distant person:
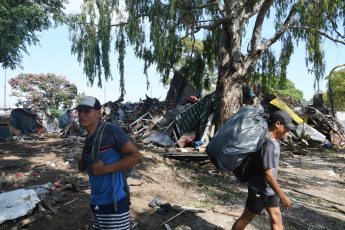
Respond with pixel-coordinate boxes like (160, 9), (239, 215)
(232, 111), (296, 230)
(77, 96), (143, 230)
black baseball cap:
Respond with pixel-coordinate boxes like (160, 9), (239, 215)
(268, 110), (296, 131)
(75, 96), (101, 110)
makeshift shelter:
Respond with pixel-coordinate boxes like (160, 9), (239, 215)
(9, 109), (42, 134)
(165, 73), (201, 103)
(163, 92), (215, 142)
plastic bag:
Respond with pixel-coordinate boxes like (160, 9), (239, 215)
(206, 105), (268, 171)
(296, 123), (326, 142)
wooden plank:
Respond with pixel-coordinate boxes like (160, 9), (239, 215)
(293, 188), (345, 206)
(211, 205), (242, 217)
(162, 152), (207, 157)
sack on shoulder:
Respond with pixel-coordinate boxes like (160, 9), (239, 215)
(206, 105), (268, 171)
(232, 152), (259, 182)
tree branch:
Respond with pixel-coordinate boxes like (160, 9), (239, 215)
(176, 20), (223, 45)
(260, 4), (297, 50)
(250, 0), (274, 51)
(193, 20), (224, 30)
(309, 0), (345, 40)
(289, 26), (345, 45)
(243, 0), (265, 23)
(216, 0), (228, 19)
(243, 2), (298, 75)
(175, 1), (218, 10)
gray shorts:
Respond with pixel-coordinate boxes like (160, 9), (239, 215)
(245, 187), (279, 215)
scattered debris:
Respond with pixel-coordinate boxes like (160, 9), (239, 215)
(1, 79), (345, 229)
(0, 184), (50, 224)
(161, 209), (187, 225)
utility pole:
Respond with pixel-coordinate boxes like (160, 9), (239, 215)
(328, 64), (345, 117)
(4, 69), (6, 109)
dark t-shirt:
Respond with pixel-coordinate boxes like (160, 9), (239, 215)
(248, 139), (280, 196)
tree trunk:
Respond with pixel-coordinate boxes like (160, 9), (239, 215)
(214, 25), (244, 130)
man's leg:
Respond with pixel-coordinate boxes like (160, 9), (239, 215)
(264, 206), (283, 230)
(231, 207), (256, 230)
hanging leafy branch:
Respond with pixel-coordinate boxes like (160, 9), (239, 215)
(0, 0), (67, 69)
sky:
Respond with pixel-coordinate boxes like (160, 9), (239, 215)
(0, 2), (344, 108)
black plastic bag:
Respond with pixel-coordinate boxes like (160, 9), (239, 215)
(206, 105), (268, 171)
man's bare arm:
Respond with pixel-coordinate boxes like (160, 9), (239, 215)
(89, 140), (143, 176)
(265, 168), (292, 210)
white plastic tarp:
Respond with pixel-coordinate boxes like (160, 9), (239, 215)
(0, 182), (51, 224)
(141, 130), (175, 147)
(0, 189), (40, 224)
(296, 123), (326, 142)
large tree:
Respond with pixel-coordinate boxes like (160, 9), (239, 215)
(0, 0), (67, 69)
(68, 0), (345, 129)
(9, 73), (84, 109)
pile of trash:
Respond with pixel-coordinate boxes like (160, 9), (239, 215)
(97, 93), (345, 155)
(276, 96), (345, 149)
(0, 106), (82, 141)
(1, 74), (344, 151)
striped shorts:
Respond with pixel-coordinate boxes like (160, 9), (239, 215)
(90, 197), (130, 230)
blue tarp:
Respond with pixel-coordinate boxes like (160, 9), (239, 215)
(0, 127), (11, 139)
(9, 109), (40, 134)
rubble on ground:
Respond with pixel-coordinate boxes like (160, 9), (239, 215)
(0, 78), (345, 228)
(0, 77), (344, 153)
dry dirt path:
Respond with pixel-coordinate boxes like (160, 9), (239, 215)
(0, 139), (344, 229)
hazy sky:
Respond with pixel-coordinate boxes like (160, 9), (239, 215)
(0, 2), (344, 108)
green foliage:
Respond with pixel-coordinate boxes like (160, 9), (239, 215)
(246, 72), (304, 102)
(48, 108), (64, 118)
(324, 68), (345, 110)
(276, 80), (304, 102)
(67, 0), (345, 116)
(177, 38), (217, 92)
(0, 0), (67, 69)
(9, 73), (85, 109)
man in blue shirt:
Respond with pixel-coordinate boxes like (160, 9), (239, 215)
(77, 96), (143, 230)
(232, 110), (296, 230)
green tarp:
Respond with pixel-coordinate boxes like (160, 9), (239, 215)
(174, 92), (215, 139)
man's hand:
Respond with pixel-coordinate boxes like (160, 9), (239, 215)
(89, 160), (109, 176)
(280, 195), (293, 210)
(78, 159), (87, 172)
(265, 168), (293, 210)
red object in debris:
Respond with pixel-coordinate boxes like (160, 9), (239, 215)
(183, 96), (199, 104)
(32, 173), (37, 177)
(37, 126), (44, 134)
(177, 131), (196, 148)
(15, 173), (27, 178)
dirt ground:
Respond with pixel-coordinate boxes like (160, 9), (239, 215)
(0, 138), (344, 230)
